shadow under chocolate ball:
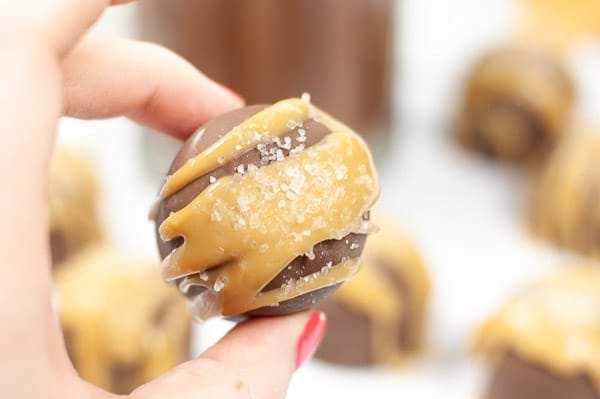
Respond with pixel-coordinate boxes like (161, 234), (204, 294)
(154, 105), (368, 317)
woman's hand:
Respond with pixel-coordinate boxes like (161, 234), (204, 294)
(0, 2), (326, 398)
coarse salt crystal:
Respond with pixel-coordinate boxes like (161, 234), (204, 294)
(213, 276), (227, 292)
(304, 247), (315, 260)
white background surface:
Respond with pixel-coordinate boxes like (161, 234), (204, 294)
(56, 1), (600, 398)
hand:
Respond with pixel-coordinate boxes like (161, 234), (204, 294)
(0, 2), (326, 398)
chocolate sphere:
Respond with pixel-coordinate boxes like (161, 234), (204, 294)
(531, 133), (600, 257)
(316, 218), (429, 366)
(154, 96), (380, 319)
(49, 148), (101, 266)
(475, 264), (600, 399)
(456, 46), (574, 161)
(56, 245), (190, 394)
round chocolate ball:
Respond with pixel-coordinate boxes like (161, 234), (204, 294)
(49, 148), (101, 266)
(475, 264), (600, 399)
(154, 97), (380, 319)
(315, 217), (429, 366)
(456, 46), (574, 161)
(56, 245), (190, 394)
(531, 132), (600, 257)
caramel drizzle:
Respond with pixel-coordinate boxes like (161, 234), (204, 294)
(475, 264), (600, 391)
(532, 133), (600, 256)
(519, 0), (600, 52)
(159, 97), (380, 316)
(160, 97), (312, 199)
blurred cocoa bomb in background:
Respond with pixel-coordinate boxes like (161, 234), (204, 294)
(456, 46), (574, 161)
(316, 219), (429, 366)
(138, 0), (395, 177)
(56, 245), (190, 395)
(474, 265), (600, 399)
(49, 148), (101, 266)
(153, 97), (380, 319)
(531, 133), (600, 257)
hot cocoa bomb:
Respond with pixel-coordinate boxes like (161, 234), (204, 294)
(49, 148), (101, 266)
(475, 264), (600, 399)
(154, 96), (380, 319)
(456, 46), (574, 161)
(315, 218), (430, 366)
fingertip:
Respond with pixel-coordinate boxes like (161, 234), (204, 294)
(295, 311), (327, 369)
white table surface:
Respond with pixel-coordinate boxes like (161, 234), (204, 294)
(56, 1), (600, 398)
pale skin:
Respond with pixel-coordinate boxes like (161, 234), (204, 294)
(0, 1), (320, 398)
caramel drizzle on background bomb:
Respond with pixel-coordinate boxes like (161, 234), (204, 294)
(475, 265), (600, 392)
(332, 218), (429, 366)
(158, 96), (380, 317)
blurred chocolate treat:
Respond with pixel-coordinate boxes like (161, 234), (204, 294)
(474, 265), (600, 399)
(531, 133), (600, 257)
(153, 96), (380, 320)
(456, 47), (574, 161)
(49, 148), (101, 266)
(55, 245), (190, 394)
(315, 218), (429, 366)
(139, 0), (395, 156)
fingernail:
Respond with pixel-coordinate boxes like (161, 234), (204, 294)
(213, 80), (246, 105)
(295, 311), (327, 369)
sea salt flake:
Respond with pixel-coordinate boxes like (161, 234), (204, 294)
(355, 175), (373, 185)
(304, 247), (315, 260)
(209, 176), (216, 183)
(237, 195), (252, 212)
(286, 119), (303, 130)
(211, 210), (222, 222)
(213, 276), (227, 292)
(199, 272), (209, 281)
(282, 136), (292, 149)
(289, 144), (305, 156)
(335, 165), (347, 180)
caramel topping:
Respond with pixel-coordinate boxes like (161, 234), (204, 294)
(520, 0), (600, 51)
(160, 96), (311, 199)
(331, 216), (430, 365)
(475, 264), (600, 390)
(158, 97), (380, 317)
(531, 133), (600, 257)
(55, 245), (189, 392)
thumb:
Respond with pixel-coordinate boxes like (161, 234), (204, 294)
(130, 311), (327, 399)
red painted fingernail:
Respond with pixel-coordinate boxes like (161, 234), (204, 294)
(213, 80), (246, 105)
(295, 311), (327, 369)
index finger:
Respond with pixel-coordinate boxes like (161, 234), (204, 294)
(62, 35), (245, 138)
